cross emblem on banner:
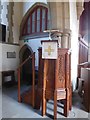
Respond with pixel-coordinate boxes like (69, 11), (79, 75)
(45, 45), (54, 55)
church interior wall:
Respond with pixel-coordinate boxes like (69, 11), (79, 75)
(0, 1), (88, 92)
(1, 44), (19, 71)
(20, 1), (48, 69)
(0, 43), (19, 87)
(56, 3), (64, 30)
(22, 0), (47, 17)
(69, 2), (79, 91)
(1, 2), (9, 43)
(20, 37), (49, 69)
(22, 2), (35, 16)
(1, 43), (19, 82)
(20, 1), (81, 91)
(0, 2), (22, 87)
(1, 2), (22, 43)
(88, 42), (90, 62)
(47, 2), (80, 91)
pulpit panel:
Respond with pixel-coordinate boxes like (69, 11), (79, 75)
(36, 47), (72, 111)
(55, 49), (70, 89)
(38, 48), (70, 90)
(38, 48), (43, 88)
(45, 60), (55, 91)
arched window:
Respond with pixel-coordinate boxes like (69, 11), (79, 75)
(20, 3), (50, 39)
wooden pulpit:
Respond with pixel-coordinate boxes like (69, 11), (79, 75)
(36, 40), (72, 119)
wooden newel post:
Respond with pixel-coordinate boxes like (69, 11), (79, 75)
(32, 52), (35, 108)
(18, 68), (21, 102)
(42, 59), (47, 116)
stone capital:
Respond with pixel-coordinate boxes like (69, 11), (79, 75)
(63, 29), (71, 36)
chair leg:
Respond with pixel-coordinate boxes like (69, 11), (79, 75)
(54, 90), (57, 120)
(64, 99), (69, 117)
(69, 87), (72, 110)
(34, 89), (40, 109)
(42, 90), (46, 116)
(64, 88), (69, 117)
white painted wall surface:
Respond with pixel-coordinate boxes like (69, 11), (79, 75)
(2, 44), (19, 71)
(69, 1), (79, 91)
(20, 37), (49, 68)
(0, 43), (20, 86)
(1, 2), (9, 43)
(22, 0), (47, 16)
(1, 2), (8, 25)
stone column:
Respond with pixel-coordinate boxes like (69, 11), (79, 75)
(7, 2), (14, 43)
(61, 29), (71, 48)
(51, 31), (62, 48)
(47, 2), (70, 31)
(47, 2), (71, 48)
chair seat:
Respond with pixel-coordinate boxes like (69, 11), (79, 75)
(57, 90), (66, 100)
(45, 89), (66, 100)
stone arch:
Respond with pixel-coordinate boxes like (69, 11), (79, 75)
(19, 44), (33, 62)
(20, 2), (48, 38)
(19, 44), (33, 84)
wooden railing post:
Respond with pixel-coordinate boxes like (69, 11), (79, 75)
(18, 68), (21, 102)
(17, 55), (32, 103)
(32, 52), (35, 108)
(17, 53), (35, 108)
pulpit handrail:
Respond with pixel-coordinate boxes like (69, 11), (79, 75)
(17, 54), (33, 70)
(17, 52), (35, 108)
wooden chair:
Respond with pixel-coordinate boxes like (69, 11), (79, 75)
(41, 48), (71, 119)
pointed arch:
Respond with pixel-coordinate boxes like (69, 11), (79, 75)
(19, 44), (33, 62)
(20, 2), (49, 39)
(19, 44), (33, 84)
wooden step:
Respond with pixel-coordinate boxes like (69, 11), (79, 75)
(20, 86), (42, 110)
(21, 88), (33, 105)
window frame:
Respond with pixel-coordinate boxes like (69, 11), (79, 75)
(20, 5), (49, 39)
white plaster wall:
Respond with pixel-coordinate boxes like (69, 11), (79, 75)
(0, 43), (20, 86)
(22, 2), (35, 16)
(1, 2), (9, 42)
(0, 2), (21, 87)
(22, 0), (47, 16)
(1, 2), (8, 25)
(69, 1), (79, 91)
(2, 44), (19, 71)
(20, 37), (49, 68)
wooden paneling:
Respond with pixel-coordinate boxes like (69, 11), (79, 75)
(78, 39), (88, 78)
(37, 48), (72, 119)
(80, 67), (90, 112)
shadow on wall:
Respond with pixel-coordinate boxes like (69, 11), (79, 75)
(19, 44), (34, 85)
